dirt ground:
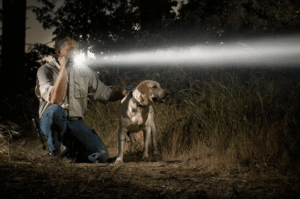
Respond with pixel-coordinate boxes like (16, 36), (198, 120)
(1, 144), (300, 199)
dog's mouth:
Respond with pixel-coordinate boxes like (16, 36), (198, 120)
(151, 92), (169, 103)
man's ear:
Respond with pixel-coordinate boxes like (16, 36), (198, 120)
(55, 48), (61, 56)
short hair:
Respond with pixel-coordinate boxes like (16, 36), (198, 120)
(54, 33), (80, 50)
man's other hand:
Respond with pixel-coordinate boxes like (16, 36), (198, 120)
(123, 85), (135, 95)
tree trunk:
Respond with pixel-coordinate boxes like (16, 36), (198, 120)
(1, 0), (26, 97)
(0, 0), (26, 121)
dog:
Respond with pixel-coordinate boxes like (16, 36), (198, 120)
(115, 80), (168, 163)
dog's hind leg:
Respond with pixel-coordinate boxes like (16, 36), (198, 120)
(151, 124), (159, 155)
(142, 128), (151, 159)
(127, 132), (136, 153)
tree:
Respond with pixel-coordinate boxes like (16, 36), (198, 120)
(242, 0), (299, 32)
(33, 0), (139, 54)
(0, 0), (26, 97)
(32, 0), (177, 54)
(177, 0), (227, 29)
(177, 0), (300, 33)
(0, 0), (30, 124)
(139, 0), (177, 31)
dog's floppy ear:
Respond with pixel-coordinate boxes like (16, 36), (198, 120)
(137, 81), (150, 97)
(133, 81), (150, 106)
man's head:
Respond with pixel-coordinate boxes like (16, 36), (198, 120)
(54, 34), (80, 59)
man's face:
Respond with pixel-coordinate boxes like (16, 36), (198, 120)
(57, 39), (79, 59)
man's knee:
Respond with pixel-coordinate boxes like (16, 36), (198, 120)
(43, 104), (66, 121)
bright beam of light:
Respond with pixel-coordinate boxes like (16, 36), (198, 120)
(74, 52), (86, 65)
(88, 50), (96, 59)
(95, 35), (300, 68)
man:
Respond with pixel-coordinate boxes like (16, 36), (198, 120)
(35, 34), (126, 163)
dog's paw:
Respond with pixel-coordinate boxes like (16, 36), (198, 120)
(115, 157), (123, 164)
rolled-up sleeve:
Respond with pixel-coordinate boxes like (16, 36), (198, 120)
(37, 66), (54, 102)
(87, 68), (112, 103)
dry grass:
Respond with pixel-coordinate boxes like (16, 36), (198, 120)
(82, 66), (300, 174)
(1, 66), (300, 198)
(1, 66), (299, 171)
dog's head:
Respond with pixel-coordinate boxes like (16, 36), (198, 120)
(132, 80), (168, 106)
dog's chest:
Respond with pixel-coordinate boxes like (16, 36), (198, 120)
(127, 102), (150, 124)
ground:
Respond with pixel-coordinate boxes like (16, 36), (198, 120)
(1, 143), (300, 199)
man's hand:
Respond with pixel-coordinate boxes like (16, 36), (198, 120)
(58, 56), (68, 69)
(49, 56), (68, 105)
(123, 85), (135, 95)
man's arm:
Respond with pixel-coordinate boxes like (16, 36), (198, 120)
(108, 90), (125, 102)
(87, 67), (134, 103)
(49, 57), (68, 105)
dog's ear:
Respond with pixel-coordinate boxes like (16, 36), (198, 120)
(136, 81), (150, 97)
(133, 81), (150, 105)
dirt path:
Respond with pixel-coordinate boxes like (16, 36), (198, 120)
(1, 159), (299, 199)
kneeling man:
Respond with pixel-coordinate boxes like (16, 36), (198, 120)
(35, 33), (125, 163)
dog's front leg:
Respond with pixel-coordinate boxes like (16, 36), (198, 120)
(127, 132), (136, 153)
(142, 127), (151, 159)
(115, 127), (127, 163)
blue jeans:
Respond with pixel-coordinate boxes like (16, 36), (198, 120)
(39, 104), (109, 163)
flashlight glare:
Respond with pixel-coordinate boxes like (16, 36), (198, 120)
(74, 53), (85, 65)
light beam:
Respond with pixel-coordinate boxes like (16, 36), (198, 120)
(92, 35), (300, 68)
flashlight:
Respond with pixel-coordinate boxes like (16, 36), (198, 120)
(68, 58), (74, 65)
(67, 54), (85, 65)
(74, 53), (86, 65)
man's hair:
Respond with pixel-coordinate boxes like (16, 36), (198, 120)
(54, 33), (80, 50)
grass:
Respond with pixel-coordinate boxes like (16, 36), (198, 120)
(82, 65), (300, 174)
(0, 65), (300, 198)
(1, 65), (300, 173)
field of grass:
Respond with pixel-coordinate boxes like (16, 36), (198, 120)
(1, 65), (300, 198)
(82, 65), (300, 172)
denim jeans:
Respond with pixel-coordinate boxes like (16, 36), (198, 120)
(39, 104), (109, 163)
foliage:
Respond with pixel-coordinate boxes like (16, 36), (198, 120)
(242, 0), (300, 32)
(177, 0), (227, 29)
(24, 43), (55, 90)
(28, 0), (300, 69)
(33, 0), (177, 54)
(177, 0), (300, 33)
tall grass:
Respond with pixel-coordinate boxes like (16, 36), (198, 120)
(1, 65), (299, 173)
(84, 66), (300, 171)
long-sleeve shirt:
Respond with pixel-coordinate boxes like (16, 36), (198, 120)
(35, 59), (112, 118)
